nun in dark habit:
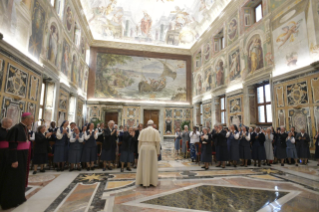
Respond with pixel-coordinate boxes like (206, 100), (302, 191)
(54, 120), (70, 171)
(69, 126), (84, 171)
(215, 124), (228, 168)
(226, 124), (240, 167)
(120, 127), (136, 172)
(239, 126), (251, 167)
(82, 123), (98, 171)
(200, 128), (212, 170)
(251, 127), (266, 167)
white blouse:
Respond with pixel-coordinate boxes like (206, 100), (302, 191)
(226, 131), (240, 140)
(70, 133), (84, 143)
(84, 130), (98, 140)
(56, 127), (70, 139)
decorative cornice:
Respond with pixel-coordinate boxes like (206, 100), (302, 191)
(91, 40), (192, 55)
(0, 40), (43, 76)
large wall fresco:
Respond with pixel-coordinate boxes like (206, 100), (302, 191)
(80, 0), (230, 48)
(271, 0), (310, 73)
(94, 53), (187, 102)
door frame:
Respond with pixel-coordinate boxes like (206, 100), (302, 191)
(143, 109), (160, 128)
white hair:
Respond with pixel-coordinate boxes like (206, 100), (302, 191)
(184, 125), (188, 128)
(108, 120), (114, 126)
(147, 119), (154, 126)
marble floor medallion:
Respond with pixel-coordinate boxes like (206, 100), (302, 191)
(123, 183), (300, 212)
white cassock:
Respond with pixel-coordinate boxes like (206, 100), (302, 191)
(136, 126), (161, 187)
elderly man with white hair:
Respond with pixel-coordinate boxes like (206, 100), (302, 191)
(136, 120), (161, 187)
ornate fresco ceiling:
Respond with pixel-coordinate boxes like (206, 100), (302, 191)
(80, 0), (230, 49)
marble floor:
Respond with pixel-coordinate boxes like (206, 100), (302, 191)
(1, 139), (319, 212)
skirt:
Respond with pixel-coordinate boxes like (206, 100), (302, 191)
(201, 145), (212, 162)
(252, 143), (266, 160)
(68, 149), (82, 164)
(215, 145), (228, 161)
(182, 140), (187, 154)
(315, 144), (319, 159)
(53, 145), (65, 163)
(276, 145), (287, 159)
(120, 150), (134, 163)
(286, 147), (298, 159)
(81, 146), (97, 162)
(174, 138), (180, 151)
(298, 145), (310, 158)
(101, 149), (116, 161)
(33, 153), (48, 164)
(229, 141), (240, 161)
(239, 145), (251, 159)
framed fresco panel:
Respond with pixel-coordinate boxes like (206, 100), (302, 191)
(5, 63), (28, 98)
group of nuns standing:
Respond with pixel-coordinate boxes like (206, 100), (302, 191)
(52, 120), (98, 171)
(186, 124), (314, 169)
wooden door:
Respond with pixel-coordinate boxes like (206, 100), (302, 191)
(105, 112), (118, 125)
(143, 110), (159, 128)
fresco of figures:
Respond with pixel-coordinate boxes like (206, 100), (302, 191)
(228, 48), (241, 81)
(80, 0), (224, 47)
(47, 24), (59, 66)
(247, 34), (264, 74)
(271, 1), (310, 71)
(28, 0), (46, 59)
(94, 53), (187, 102)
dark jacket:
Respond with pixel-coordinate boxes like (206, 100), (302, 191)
(103, 128), (117, 151)
(256, 133), (266, 146)
(121, 132), (135, 152)
(216, 130), (227, 147)
(34, 132), (49, 154)
(274, 132), (288, 148)
(296, 133), (310, 147)
(200, 134), (212, 155)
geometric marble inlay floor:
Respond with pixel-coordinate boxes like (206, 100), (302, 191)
(2, 139), (319, 212)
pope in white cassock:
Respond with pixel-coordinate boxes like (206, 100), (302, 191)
(136, 120), (161, 187)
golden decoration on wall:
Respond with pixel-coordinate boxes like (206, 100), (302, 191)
(311, 78), (319, 104)
(276, 86), (284, 107)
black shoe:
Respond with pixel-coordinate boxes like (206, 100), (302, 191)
(121, 168), (124, 172)
(281, 164), (284, 166)
(127, 168), (132, 171)
(77, 168), (82, 171)
(33, 171), (37, 175)
(216, 165), (221, 167)
(254, 164), (256, 167)
(205, 167), (209, 170)
(222, 166), (225, 168)
(40, 169), (45, 173)
(226, 164), (231, 166)
(267, 164), (271, 166)
(87, 168), (90, 171)
(192, 159), (194, 162)
(91, 167), (95, 171)
(245, 165), (247, 167)
(57, 168), (61, 172)
(69, 169), (73, 172)
(258, 165), (261, 167)
(296, 164), (298, 166)
(108, 166), (112, 170)
(234, 165), (237, 168)
(201, 166), (206, 168)
(61, 168), (64, 172)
